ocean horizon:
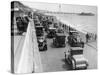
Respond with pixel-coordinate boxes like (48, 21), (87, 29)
(45, 13), (97, 34)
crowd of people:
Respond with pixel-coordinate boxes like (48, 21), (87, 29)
(86, 32), (97, 43)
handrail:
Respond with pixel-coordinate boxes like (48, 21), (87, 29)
(16, 19), (42, 73)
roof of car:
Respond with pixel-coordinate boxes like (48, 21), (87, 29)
(70, 47), (83, 51)
(35, 26), (43, 28)
(69, 31), (78, 33)
(56, 33), (66, 36)
(72, 55), (86, 62)
(49, 27), (56, 30)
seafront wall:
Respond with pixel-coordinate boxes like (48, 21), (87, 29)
(15, 19), (42, 73)
(56, 17), (97, 43)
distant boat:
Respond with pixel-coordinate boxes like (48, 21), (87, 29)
(78, 12), (95, 16)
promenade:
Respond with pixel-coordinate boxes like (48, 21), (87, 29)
(12, 20), (42, 73)
(12, 14), (97, 73)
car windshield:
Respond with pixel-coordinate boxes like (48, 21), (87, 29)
(36, 24), (40, 26)
(71, 49), (83, 55)
(56, 35), (66, 42)
(40, 37), (44, 39)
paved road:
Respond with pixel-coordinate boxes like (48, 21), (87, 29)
(40, 37), (97, 72)
(40, 38), (71, 72)
(84, 42), (97, 69)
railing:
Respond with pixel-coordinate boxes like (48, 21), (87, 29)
(15, 19), (42, 73)
(58, 19), (97, 43)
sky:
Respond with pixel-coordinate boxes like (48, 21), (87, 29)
(21, 1), (97, 14)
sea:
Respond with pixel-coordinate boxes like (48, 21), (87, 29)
(45, 13), (97, 34)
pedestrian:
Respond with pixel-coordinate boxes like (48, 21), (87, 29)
(64, 51), (69, 60)
(94, 34), (97, 41)
(86, 33), (89, 43)
(64, 52), (67, 60)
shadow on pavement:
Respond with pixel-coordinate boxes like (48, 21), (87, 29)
(50, 43), (55, 48)
(61, 59), (72, 70)
(50, 42), (66, 49)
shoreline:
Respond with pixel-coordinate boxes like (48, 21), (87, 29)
(45, 13), (97, 35)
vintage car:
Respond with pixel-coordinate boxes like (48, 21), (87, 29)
(68, 31), (84, 48)
(47, 27), (56, 38)
(37, 36), (47, 51)
(22, 16), (29, 32)
(35, 26), (44, 37)
(16, 16), (29, 34)
(56, 28), (64, 33)
(34, 21), (42, 27)
(53, 33), (66, 47)
(41, 19), (48, 32)
(65, 47), (88, 70)
(34, 19), (41, 26)
(46, 16), (54, 24)
(33, 15), (39, 20)
(16, 17), (23, 33)
(54, 23), (59, 28)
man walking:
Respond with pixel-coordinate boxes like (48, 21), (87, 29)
(86, 33), (89, 43)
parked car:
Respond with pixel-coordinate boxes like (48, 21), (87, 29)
(22, 16), (29, 32)
(34, 18), (41, 25)
(37, 36), (47, 51)
(16, 16), (29, 34)
(34, 21), (42, 27)
(16, 17), (24, 34)
(35, 26), (44, 37)
(53, 33), (66, 47)
(68, 31), (84, 48)
(56, 28), (64, 33)
(47, 27), (56, 38)
(33, 15), (38, 20)
(65, 47), (88, 70)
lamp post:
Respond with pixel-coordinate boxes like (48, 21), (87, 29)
(59, 4), (61, 13)
(58, 4), (61, 28)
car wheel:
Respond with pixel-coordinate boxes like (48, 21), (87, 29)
(71, 59), (76, 70)
(44, 45), (47, 50)
(63, 44), (66, 47)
